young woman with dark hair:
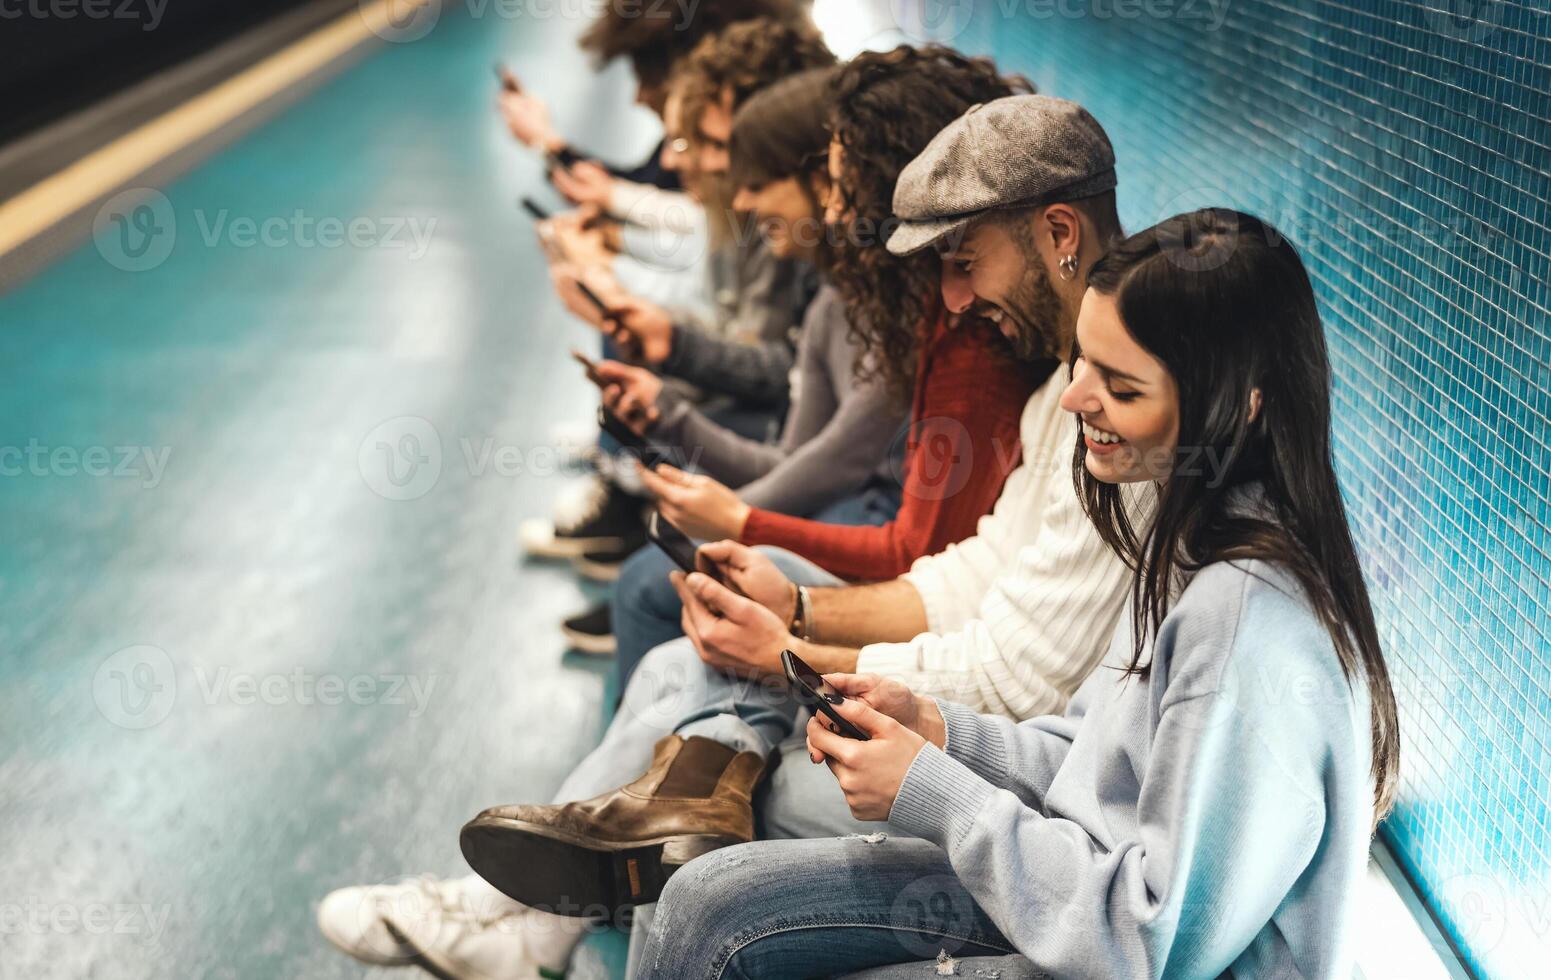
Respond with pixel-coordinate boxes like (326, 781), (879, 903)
(596, 46), (1045, 675)
(636, 209), (1402, 979)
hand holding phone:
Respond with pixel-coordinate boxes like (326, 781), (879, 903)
(597, 406), (668, 468)
(575, 280), (613, 319)
(570, 349), (607, 387)
(520, 196), (551, 222)
(647, 511), (700, 574)
(783, 650), (870, 741)
(494, 64), (521, 92)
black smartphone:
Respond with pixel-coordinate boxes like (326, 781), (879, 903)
(574, 280), (612, 319)
(570, 349), (607, 387)
(546, 145), (586, 171)
(646, 511), (699, 574)
(494, 64), (520, 92)
(520, 196), (551, 222)
(597, 406), (668, 468)
(647, 510), (739, 591)
(782, 650), (870, 741)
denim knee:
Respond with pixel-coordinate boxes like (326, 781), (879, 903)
(616, 638), (717, 732)
(614, 546), (686, 684)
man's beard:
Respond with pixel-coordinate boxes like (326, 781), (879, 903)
(975, 258), (1069, 362)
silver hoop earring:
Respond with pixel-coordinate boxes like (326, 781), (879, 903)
(1058, 254), (1079, 281)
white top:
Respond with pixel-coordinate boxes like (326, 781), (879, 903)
(857, 367), (1147, 719)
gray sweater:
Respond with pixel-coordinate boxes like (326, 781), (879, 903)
(891, 556), (1376, 979)
(651, 285), (905, 515)
(659, 238), (817, 406)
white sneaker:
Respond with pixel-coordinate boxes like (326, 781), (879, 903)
(518, 477), (613, 559)
(317, 878), (432, 966)
(380, 874), (586, 980)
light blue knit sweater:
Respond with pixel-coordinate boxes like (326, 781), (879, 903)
(890, 557), (1376, 978)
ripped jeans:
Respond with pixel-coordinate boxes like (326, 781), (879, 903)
(635, 836), (1017, 980)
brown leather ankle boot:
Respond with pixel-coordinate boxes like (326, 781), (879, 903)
(459, 735), (765, 920)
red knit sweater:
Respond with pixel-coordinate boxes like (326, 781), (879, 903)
(739, 312), (1037, 581)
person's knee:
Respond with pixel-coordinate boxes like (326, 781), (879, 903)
(617, 638), (716, 727)
(648, 850), (751, 970)
(617, 547), (671, 615)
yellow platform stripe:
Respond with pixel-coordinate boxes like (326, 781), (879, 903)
(0, 0), (432, 257)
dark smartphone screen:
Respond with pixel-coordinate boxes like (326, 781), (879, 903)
(521, 197), (550, 221)
(781, 650), (869, 740)
(574, 280), (611, 317)
(547, 146), (586, 171)
(570, 349), (606, 387)
(647, 511), (699, 574)
(597, 407), (668, 468)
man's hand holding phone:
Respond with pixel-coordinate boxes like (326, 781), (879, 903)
(804, 673), (945, 823)
(693, 541), (799, 623)
(671, 569), (792, 680)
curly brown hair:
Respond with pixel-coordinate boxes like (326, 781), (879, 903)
(578, 0), (812, 91)
(828, 46), (1033, 404)
(672, 17), (835, 144)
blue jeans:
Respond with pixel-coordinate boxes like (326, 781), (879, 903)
(636, 836), (1018, 979)
(612, 486), (900, 686)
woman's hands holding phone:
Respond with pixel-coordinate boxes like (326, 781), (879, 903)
(549, 265), (621, 330)
(810, 675), (946, 751)
(551, 161), (615, 208)
(637, 463), (750, 541)
(499, 90), (562, 151)
(545, 210), (613, 267)
(597, 298), (673, 364)
(591, 361), (662, 433)
(672, 569), (792, 679)
(804, 679), (941, 822)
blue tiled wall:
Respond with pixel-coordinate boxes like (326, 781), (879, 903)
(898, 0), (1549, 973)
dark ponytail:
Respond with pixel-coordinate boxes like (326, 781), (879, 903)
(1080, 209), (1401, 818)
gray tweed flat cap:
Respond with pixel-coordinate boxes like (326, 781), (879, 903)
(887, 94), (1117, 255)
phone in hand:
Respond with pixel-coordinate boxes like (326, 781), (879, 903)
(546, 145), (587, 175)
(647, 510), (740, 592)
(494, 64), (521, 92)
(782, 650), (870, 741)
(570, 349), (607, 387)
(520, 196), (551, 221)
(597, 406), (668, 469)
(573, 280), (614, 321)
(646, 511), (699, 574)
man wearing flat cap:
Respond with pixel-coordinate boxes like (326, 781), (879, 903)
(452, 94), (1150, 916)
